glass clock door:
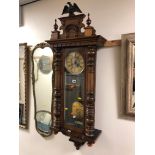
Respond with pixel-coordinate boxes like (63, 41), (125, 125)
(64, 51), (85, 129)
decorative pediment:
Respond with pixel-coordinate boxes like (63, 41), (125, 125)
(50, 2), (104, 41)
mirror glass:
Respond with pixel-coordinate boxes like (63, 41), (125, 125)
(32, 43), (53, 136)
(19, 43), (30, 129)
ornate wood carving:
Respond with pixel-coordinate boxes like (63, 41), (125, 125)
(84, 13), (96, 37)
(50, 19), (60, 40)
(24, 45), (30, 129)
(59, 14), (85, 39)
(46, 2), (106, 149)
(85, 47), (96, 137)
(52, 48), (62, 134)
(19, 43), (30, 129)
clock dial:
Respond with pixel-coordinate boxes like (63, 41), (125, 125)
(65, 52), (84, 75)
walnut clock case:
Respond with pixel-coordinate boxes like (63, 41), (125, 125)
(46, 2), (106, 150)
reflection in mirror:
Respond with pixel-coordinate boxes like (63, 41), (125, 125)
(19, 43), (30, 129)
(32, 43), (53, 136)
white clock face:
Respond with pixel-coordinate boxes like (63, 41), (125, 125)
(65, 52), (85, 75)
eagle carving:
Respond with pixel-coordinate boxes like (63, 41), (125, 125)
(62, 2), (82, 16)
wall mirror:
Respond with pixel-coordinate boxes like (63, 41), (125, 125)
(121, 33), (135, 117)
(19, 43), (30, 129)
(32, 42), (53, 136)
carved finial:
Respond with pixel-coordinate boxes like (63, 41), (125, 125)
(84, 13), (96, 37)
(86, 13), (91, 26)
(54, 19), (58, 31)
(50, 19), (60, 40)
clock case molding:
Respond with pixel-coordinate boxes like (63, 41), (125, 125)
(45, 10), (107, 150)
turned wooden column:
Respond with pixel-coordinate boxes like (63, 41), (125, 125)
(52, 48), (62, 134)
(85, 46), (97, 137)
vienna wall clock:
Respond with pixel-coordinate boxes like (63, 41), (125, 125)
(46, 2), (107, 149)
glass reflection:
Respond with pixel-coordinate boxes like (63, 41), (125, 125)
(64, 73), (84, 128)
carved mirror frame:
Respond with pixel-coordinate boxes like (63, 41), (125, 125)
(19, 43), (30, 129)
(31, 42), (54, 137)
(121, 33), (135, 117)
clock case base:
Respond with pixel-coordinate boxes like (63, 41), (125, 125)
(69, 129), (101, 150)
(46, 11), (106, 149)
(61, 128), (101, 150)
